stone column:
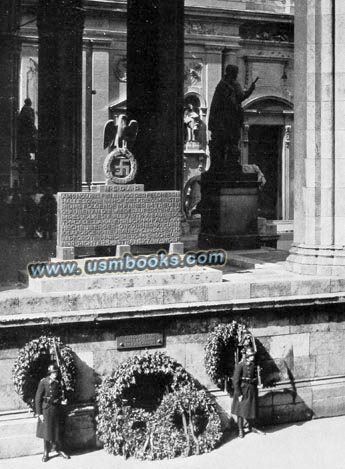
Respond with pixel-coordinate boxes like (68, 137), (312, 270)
(127, 0), (184, 191)
(282, 123), (292, 220)
(37, 0), (84, 192)
(205, 46), (223, 121)
(287, 0), (345, 275)
(241, 123), (250, 165)
(0, 0), (21, 186)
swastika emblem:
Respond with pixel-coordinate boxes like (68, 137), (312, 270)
(111, 157), (131, 177)
(103, 148), (138, 184)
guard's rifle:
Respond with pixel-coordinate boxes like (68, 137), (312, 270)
(53, 340), (67, 402)
(251, 334), (263, 389)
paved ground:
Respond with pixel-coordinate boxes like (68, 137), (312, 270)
(0, 233), (289, 291)
(0, 235), (56, 289)
(1, 415), (344, 469)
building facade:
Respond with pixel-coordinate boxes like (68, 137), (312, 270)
(12, 0), (294, 227)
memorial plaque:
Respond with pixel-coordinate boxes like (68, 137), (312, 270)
(117, 331), (164, 350)
(57, 190), (181, 249)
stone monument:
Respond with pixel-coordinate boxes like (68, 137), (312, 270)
(56, 116), (182, 260)
(199, 65), (260, 250)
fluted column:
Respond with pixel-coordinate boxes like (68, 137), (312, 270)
(287, 0), (345, 275)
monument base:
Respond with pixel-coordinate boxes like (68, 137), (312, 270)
(199, 170), (259, 251)
(199, 233), (260, 250)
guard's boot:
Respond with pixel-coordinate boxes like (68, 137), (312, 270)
(238, 417), (244, 438)
(42, 440), (50, 462)
(244, 419), (251, 433)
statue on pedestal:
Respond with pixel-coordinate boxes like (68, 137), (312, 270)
(208, 64), (259, 177)
(17, 98), (37, 162)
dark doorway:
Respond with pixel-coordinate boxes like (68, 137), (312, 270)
(248, 125), (282, 220)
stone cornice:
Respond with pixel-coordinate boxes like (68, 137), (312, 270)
(2, 292), (345, 329)
(22, 1), (293, 24)
(184, 6), (294, 24)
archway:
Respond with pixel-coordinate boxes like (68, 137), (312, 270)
(242, 96), (293, 222)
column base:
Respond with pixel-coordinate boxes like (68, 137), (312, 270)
(286, 244), (345, 276)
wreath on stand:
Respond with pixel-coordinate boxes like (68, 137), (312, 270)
(96, 351), (222, 460)
(12, 335), (76, 409)
(204, 321), (258, 391)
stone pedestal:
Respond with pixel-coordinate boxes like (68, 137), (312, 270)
(199, 170), (259, 250)
(56, 185), (181, 259)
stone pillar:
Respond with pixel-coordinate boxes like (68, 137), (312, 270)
(37, 0), (84, 192)
(0, 0), (21, 187)
(282, 123), (292, 220)
(205, 46), (223, 122)
(127, 0), (184, 191)
(242, 123), (250, 165)
(287, 0), (345, 275)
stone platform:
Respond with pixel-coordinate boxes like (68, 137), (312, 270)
(1, 257), (345, 322)
(56, 188), (181, 259)
(2, 252), (345, 459)
(28, 264), (222, 293)
(0, 405), (98, 459)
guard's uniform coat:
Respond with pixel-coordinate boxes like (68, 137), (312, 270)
(231, 360), (258, 420)
(35, 377), (63, 442)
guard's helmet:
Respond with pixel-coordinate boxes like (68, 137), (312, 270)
(48, 364), (59, 374)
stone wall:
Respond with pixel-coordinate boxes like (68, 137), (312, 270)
(2, 302), (345, 416)
(186, 0), (294, 14)
(2, 299), (345, 457)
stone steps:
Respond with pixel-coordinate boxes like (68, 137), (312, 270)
(28, 266), (222, 293)
(0, 406), (98, 459)
(0, 414), (41, 458)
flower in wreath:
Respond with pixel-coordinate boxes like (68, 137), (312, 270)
(12, 335), (76, 410)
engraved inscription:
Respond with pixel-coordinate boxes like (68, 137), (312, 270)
(57, 191), (181, 247)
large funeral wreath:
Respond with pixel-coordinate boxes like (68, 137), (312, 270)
(12, 335), (76, 410)
(96, 351), (222, 460)
(204, 321), (254, 390)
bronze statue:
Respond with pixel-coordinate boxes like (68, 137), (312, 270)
(208, 64), (259, 174)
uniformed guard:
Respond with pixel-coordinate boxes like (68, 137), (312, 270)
(35, 364), (70, 462)
(231, 347), (265, 438)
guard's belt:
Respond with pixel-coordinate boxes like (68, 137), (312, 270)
(43, 397), (60, 404)
(242, 377), (257, 384)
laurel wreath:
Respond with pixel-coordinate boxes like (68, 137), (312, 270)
(204, 321), (254, 390)
(147, 385), (222, 459)
(96, 351), (222, 460)
(12, 335), (76, 410)
(103, 147), (137, 184)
